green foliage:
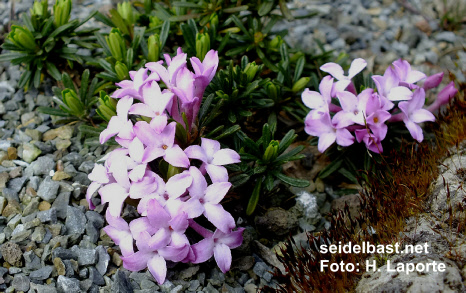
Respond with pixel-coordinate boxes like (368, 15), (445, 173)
(37, 70), (107, 124)
(229, 124), (309, 215)
(0, 0), (97, 89)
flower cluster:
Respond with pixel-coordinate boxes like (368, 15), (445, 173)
(86, 48), (244, 284)
(303, 58), (458, 153)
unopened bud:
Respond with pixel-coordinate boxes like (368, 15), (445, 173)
(31, 0), (48, 16)
(117, 1), (134, 25)
(53, 0), (72, 27)
(147, 34), (160, 62)
(106, 28), (126, 62)
(195, 32), (211, 61)
(62, 89), (84, 116)
(269, 35), (282, 49)
(292, 77), (310, 93)
(97, 92), (117, 121)
(9, 26), (37, 51)
(266, 82), (278, 102)
(115, 62), (129, 80)
(262, 140), (279, 162)
(244, 62), (259, 82)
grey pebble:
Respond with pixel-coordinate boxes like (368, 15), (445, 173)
(37, 176), (60, 202)
(29, 266), (53, 280)
(12, 274), (30, 292)
(65, 206), (86, 235)
(57, 275), (81, 293)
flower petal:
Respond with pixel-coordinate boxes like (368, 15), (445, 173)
(214, 243), (232, 273)
(203, 203), (235, 233)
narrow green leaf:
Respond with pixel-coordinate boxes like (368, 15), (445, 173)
(229, 15), (250, 37)
(21, 13), (35, 32)
(275, 172), (309, 187)
(172, 1), (203, 8)
(230, 174), (250, 188)
(199, 93), (214, 121)
(279, 0), (294, 21)
(213, 125), (241, 140)
(0, 52), (29, 62)
(223, 5), (249, 13)
(258, 1), (275, 16)
(168, 13), (203, 22)
(94, 32), (112, 56)
(319, 159), (343, 179)
(278, 130), (296, 154)
(159, 21), (170, 49)
(46, 62), (62, 81)
(62, 72), (75, 91)
(80, 69), (90, 103)
(36, 106), (72, 117)
(109, 9), (130, 36)
(246, 179), (262, 215)
(94, 11), (116, 27)
(33, 68), (41, 89)
(293, 56), (305, 82)
(338, 167), (359, 185)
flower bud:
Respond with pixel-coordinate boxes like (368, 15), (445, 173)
(292, 77), (310, 93)
(269, 35), (283, 50)
(244, 62), (259, 82)
(149, 16), (163, 28)
(9, 26), (37, 51)
(97, 93), (117, 121)
(53, 0), (72, 27)
(266, 82), (278, 102)
(262, 140), (279, 162)
(147, 34), (160, 62)
(115, 62), (129, 80)
(31, 0), (48, 16)
(195, 32), (211, 62)
(62, 89), (84, 116)
(423, 72), (444, 90)
(106, 28), (126, 62)
(117, 1), (134, 25)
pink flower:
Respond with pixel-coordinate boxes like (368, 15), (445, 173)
(305, 112), (354, 152)
(190, 220), (244, 273)
(184, 138), (240, 183)
(399, 88), (435, 142)
(320, 58), (366, 95)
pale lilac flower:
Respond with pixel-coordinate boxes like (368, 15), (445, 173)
(372, 66), (413, 101)
(100, 97), (135, 146)
(121, 231), (189, 284)
(86, 164), (111, 210)
(190, 220), (245, 273)
(305, 112), (354, 152)
(355, 129), (384, 154)
(332, 89), (372, 128)
(426, 81), (457, 112)
(364, 93), (391, 141)
(398, 88), (435, 142)
(145, 48), (187, 90)
(190, 49), (219, 98)
(184, 138), (240, 183)
(129, 82), (174, 133)
(133, 121), (190, 168)
(177, 167), (235, 233)
(320, 58), (367, 95)
(112, 68), (160, 101)
(103, 210), (134, 256)
(393, 59), (426, 85)
(423, 72), (444, 90)
(301, 76), (333, 118)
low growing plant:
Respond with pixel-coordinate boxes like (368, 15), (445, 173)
(86, 48), (245, 284)
(0, 0), (97, 88)
(303, 58), (458, 181)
